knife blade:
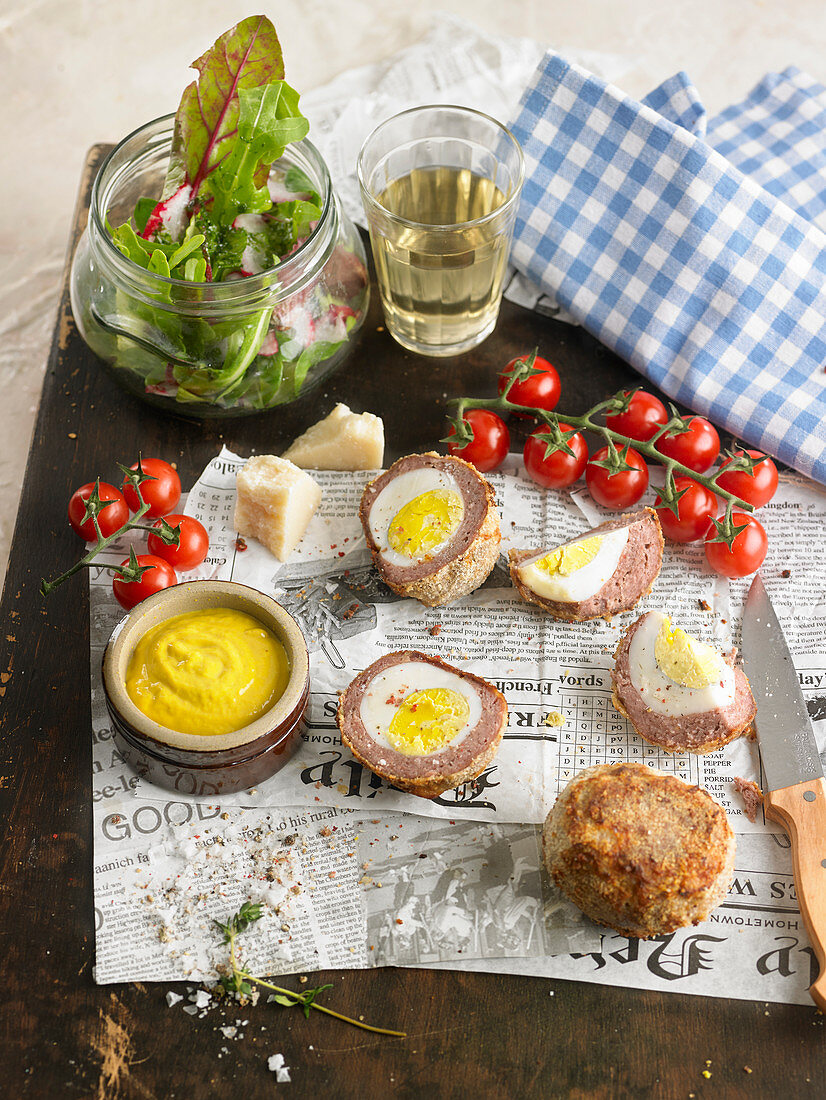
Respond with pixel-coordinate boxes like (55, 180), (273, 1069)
(742, 573), (826, 1011)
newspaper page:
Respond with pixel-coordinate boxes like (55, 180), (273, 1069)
(91, 451), (826, 1005)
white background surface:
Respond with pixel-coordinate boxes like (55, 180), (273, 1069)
(3, 0), (826, 585)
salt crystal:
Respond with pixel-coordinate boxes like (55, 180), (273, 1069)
(182, 1005), (199, 1016)
(268, 1053), (291, 1081)
(194, 990), (211, 1008)
(166, 991), (183, 1007)
(220, 1026), (238, 1038)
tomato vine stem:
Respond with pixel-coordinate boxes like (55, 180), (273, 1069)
(448, 379), (756, 543)
(40, 463), (180, 596)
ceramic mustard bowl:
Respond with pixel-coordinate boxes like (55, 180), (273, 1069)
(102, 580), (309, 796)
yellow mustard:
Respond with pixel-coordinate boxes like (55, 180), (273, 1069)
(125, 608), (290, 736)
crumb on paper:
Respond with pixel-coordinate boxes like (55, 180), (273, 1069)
(698, 599), (711, 611)
(733, 776), (764, 822)
(133, 816), (303, 982)
(543, 711), (565, 727)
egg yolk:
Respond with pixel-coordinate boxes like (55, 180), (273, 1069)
(387, 490), (464, 558)
(386, 687), (470, 756)
(534, 535), (603, 576)
(125, 608), (290, 736)
(654, 618), (720, 688)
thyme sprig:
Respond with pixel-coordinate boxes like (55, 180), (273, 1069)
(214, 903), (406, 1038)
(448, 355), (768, 548)
(40, 458), (179, 596)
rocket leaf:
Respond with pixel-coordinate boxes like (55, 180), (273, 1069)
(205, 81), (310, 225)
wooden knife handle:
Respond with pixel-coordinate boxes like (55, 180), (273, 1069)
(765, 776), (826, 1012)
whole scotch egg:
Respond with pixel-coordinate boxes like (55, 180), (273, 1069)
(359, 453), (500, 607)
(509, 509), (663, 621)
(337, 650), (508, 798)
(611, 610), (756, 753)
(543, 763), (736, 938)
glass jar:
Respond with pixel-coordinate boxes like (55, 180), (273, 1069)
(70, 116), (370, 418)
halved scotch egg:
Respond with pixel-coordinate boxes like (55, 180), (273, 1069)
(611, 610), (757, 753)
(509, 509), (663, 621)
(359, 453), (500, 607)
(337, 650), (508, 798)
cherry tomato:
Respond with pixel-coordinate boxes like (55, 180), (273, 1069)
(585, 447), (649, 509)
(655, 416), (720, 473)
(147, 514), (210, 571)
(112, 555), (178, 610)
(122, 458), (182, 517)
(704, 513), (768, 578)
(654, 476), (717, 543)
(68, 482), (129, 541)
(523, 424), (588, 489)
(715, 450), (778, 509)
(605, 391), (668, 442)
(498, 354), (561, 416)
(446, 409), (510, 472)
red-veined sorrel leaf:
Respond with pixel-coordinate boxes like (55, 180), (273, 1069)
(166, 14), (284, 201)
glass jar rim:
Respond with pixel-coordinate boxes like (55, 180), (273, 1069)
(89, 112), (335, 297)
(356, 103), (525, 232)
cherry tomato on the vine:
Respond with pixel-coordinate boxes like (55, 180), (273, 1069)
(147, 514), (210, 571)
(446, 409), (510, 472)
(498, 354), (561, 416)
(523, 424), (588, 489)
(655, 416), (720, 473)
(704, 513), (768, 578)
(715, 450), (778, 509)
(654, 476), (717, 543)
(605, 391), (668, 442)
(122, 458), (182, 517)
(112, 555), (178, 610)
(585, 447), (649, 509)
(68, 482), (129, 541)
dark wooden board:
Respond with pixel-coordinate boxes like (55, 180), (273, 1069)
(1, 147), (823, 1099)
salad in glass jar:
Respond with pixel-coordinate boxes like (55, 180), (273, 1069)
(70, 15), (369, 417)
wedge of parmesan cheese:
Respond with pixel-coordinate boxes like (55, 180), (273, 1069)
(281, 403), (384, 470)
(234, 455), (321, 562)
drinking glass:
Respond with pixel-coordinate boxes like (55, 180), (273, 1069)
(358, 105), (524, 357)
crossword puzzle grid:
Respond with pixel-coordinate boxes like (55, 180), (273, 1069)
(555, 689), (700, 795)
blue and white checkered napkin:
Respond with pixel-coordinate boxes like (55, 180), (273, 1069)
(508, 57), (826, 485)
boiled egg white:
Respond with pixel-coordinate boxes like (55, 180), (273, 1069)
(628, 611), (734, 717)
(366, 468), (465, 570)
(358, 661), (481, 757)
(516, 528), (629, 603)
